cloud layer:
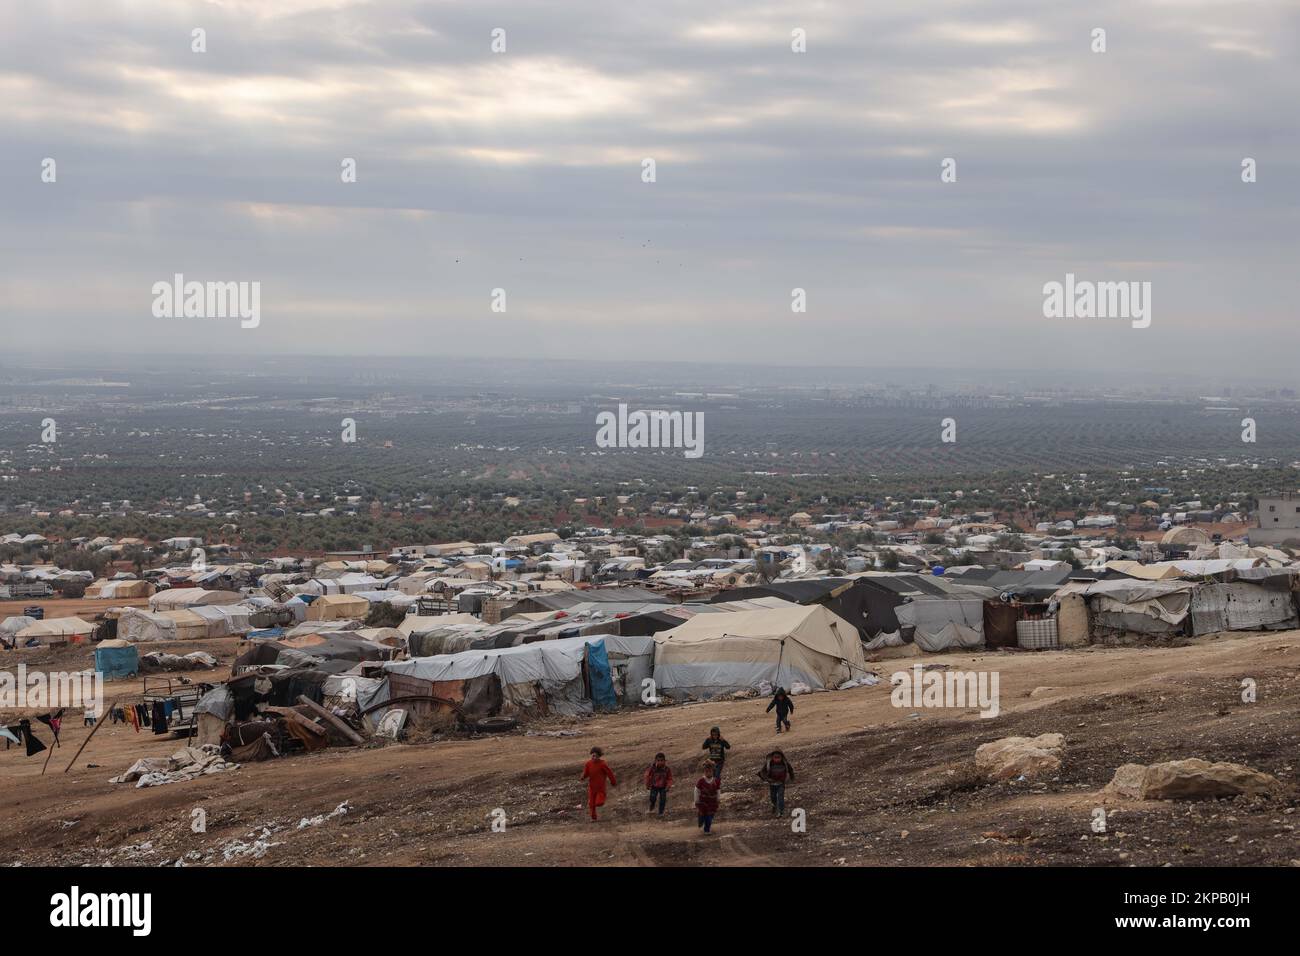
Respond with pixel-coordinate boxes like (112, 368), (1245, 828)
(1, 0), (1296, 373)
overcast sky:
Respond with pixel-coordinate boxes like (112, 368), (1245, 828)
(1, 1), (1296, 374)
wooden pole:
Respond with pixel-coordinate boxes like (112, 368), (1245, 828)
(62, 696), (119, 774)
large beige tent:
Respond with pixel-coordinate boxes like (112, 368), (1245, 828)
(86, 578), (154, 599)
(305, 593), (370, 622)
(16, 616), (96, 644)
(653, 604), (867, 698)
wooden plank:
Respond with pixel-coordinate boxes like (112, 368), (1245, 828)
(295, 695), (365, 745)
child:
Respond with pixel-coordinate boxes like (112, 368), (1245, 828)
(582, 746), (617, 821)
(701, 726), (731, 782)
(766, 687), (794, 733)
(643, 752), (673, 816)
(694, 759), (721, 833)
(759, 749), (795, 815)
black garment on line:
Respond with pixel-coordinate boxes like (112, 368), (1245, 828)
(18, 718), (46, 757)
(151, 700), (168, 734)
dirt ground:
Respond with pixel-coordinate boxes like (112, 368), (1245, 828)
(1, 630), (1298, 867)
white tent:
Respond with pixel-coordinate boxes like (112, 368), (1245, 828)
(652, 604), (867, 697)
(16, 616), (96, 643)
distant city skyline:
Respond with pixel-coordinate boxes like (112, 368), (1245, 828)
(2, 1), (1296, 374)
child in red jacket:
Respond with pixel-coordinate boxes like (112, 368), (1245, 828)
(582, 746), (617, 821)
(643, 752), (673, 816)
(694, 759), (721, 833)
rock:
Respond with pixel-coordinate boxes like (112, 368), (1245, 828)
(1105, 763), (1150, 799)
(1105, 759), (1284, 801)
(975, 733), (1065, 781)
(1141, 759), (1283, 800)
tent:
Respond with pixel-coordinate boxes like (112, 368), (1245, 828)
(652, 604), (867, 698)
(188, 604), (253, 637)
(149, 588), (243, 610)
(118, 608), (209, 642)
(305, 594), (370, 622)
(895, 596), (986, 652)
(86, 578), (154, 599)
(381, 634), (618, 719)
(95, 640), (140, 680)
(16, 616), (96, 644)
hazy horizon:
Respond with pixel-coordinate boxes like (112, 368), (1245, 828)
(3, 1), (1297, 375)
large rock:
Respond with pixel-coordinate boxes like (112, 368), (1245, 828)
(1106, 759), (1283, 800)
(975, 733), (1065, 781)
(1104, 763), (1149, 799)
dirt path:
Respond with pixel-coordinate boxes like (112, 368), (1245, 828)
(1, 631), (1297, 866)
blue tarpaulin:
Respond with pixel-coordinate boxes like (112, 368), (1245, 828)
(584, 639), (618, 712)
(95, 645), (139, 681)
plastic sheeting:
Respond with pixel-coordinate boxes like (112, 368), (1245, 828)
(1189, 582), (1298, 635)
(896, 597), (985, 652)
(383, 635), (616, 717)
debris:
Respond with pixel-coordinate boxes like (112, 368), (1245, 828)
(298, 801), (351, 829)
(110, 745), (238, 788)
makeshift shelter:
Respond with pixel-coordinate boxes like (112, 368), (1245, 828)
(1188, 580), (1297, 634)
(652, 604), (867, 698)
(895, 595), (985, 652)
(304, 594), (369, 622)
(95, 640), (140, 680)
(380, 634), (618, 721)
(16, 616), (95, 644)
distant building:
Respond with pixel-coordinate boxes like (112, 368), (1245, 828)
(1249, 493), (1300, 545)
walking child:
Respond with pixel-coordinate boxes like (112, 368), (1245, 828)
(694, 759), (721, 833)
(582, 746), (617, 821)
(759, 749), (795, 815)
(766, 687), (794, 733)
(643, 752), (673, 816)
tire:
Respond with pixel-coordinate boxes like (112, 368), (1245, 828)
(474, 716), (518, 733)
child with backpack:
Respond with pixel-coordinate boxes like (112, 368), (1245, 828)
(643, 752), (674, 816)
(701, 726), (731, 782)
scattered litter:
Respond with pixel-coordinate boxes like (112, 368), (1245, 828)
(110, 745), (238, 788)
(221, 828), (282, 862)
(298, 801), (351, 829)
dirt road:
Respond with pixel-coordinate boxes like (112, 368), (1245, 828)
(1, 631), (1297, 866)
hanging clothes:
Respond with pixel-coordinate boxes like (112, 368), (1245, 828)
(151, 700), (168, 735)
(35, 710), (64, 747)
(17, 719), (46, 757)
